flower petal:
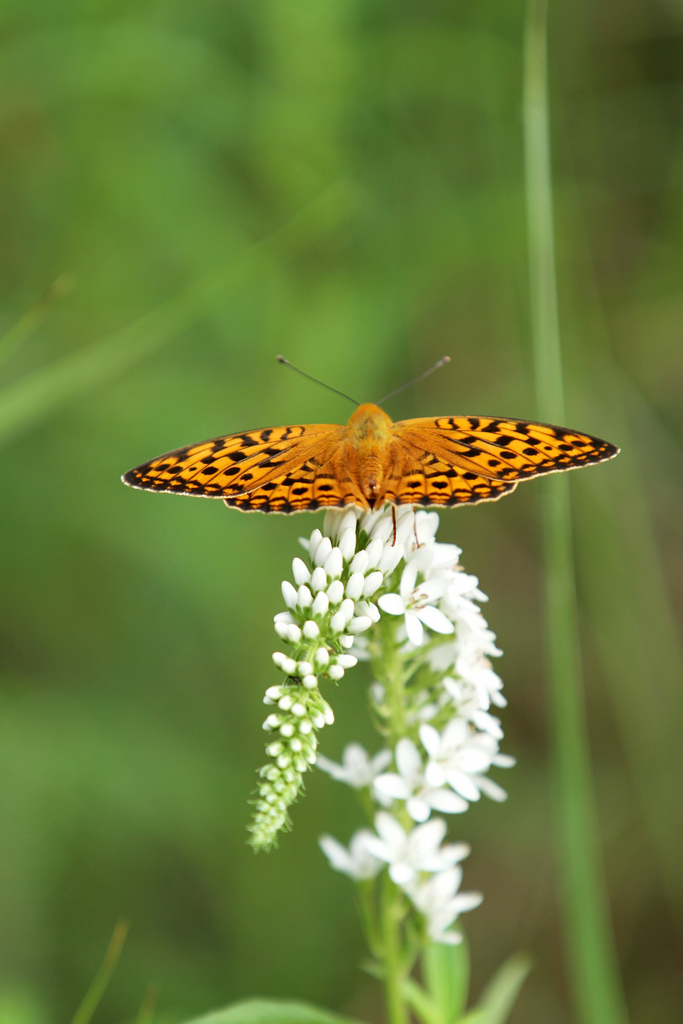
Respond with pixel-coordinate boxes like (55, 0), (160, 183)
(405, 611), (425, 647)
(450, 891), (484, 914)
(374, 811), (406, 848)
(318, 834), (351, 873)
(444, 769), (481, 802)
(395, 738), (422, 781)
(417, 605), (455, 635)
(476, 775), (508, 802)
(378, 593), (405, 616)
(389, 863), (415, 886)
(419, 724), (441, 758)
(428, 788), (469, 814)
(400, 561), (419, 598)
(373, 773), (411, 801)
(406, 796), (431, 822)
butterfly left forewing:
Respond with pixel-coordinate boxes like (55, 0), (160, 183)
(123, 423), (344, 502)
(394, 415), (618, 489)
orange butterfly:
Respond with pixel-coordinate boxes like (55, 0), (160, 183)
(122, 402), (618, 513)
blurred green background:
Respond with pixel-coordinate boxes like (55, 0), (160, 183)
(1, 1), (682, 1022)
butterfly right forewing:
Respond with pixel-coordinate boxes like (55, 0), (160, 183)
(394, 415), (618, 489)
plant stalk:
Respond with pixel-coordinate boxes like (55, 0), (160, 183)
(373, 617), (411, 1024)
(523, 2), (630, 1022)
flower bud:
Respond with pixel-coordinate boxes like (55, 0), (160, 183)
(324, 548), (343, 579)
(310, 566), (327, 592)
(312, 591), (329, 616)
(349, 550), (369, 574)
(363, 571), (385, 597)
(345, 572), (365, 600)
(292, 558), (311, 585)
(338, 528), (357, 561)
(314, 537), (332, 566)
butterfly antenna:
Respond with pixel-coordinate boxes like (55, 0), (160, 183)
(276, 356), (360, 406)
(375, 355), (451, 405)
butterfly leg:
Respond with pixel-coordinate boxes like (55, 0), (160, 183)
(392, 505), (397, 546)
(413, 517), (421, 549)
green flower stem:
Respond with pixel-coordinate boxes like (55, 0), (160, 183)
(369, 614), (413, 1024)
(381, 874), (411, 1024)
(375, 616), (408, 747)
(357, 881), (382, 963)
(523, 2), (630, 1022)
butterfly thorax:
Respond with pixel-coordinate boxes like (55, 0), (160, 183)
(344, 403), (394, 504)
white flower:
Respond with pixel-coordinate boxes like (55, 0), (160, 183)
(378, 561), (454, 646)
(254, 501), (513, 871)
(323, 507), (361, 544)
(443, 569), (488, 605)
(319, 830), (383, 880)
(405, 516), (461, 575)
(420, 719), (504, 802)
(428, 620), (503, 678)
(373, 738), (468, 822)
(363, 812), (470, 886)
(453, 652), (506, 710)
(359, 506), (411, 546)
(407, 866), (483, 944)
(316, 743), (392, 789)
(409, 510), (441, 547)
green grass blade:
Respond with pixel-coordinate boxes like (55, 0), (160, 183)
(523, 2), (630, 1023)
(0, 274), (75, 368)
(572, 356), (683, 929)
(460, 954), (532, 1024)
(0, 182), (354, 446)
(422, 940), (469, 1024)
(181, 1000), (363, 1024)
(69, 921), (128, 1024)
(135, 987), (158, 1024)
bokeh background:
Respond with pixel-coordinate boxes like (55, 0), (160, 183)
(1, 1), (682, 1022)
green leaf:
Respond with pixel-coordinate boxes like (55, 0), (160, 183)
(422, 941), (469, 1024)
(180, 1000), (363, 1024)
(461, 954), (532, 1024)
(401, 977), (440, 1024)
(69, 921), (129, 1024)
(359, 959), (384, 981)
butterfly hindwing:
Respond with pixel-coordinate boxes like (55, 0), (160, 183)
(382, 449), (518, 507)
(223, 453), (365, 513)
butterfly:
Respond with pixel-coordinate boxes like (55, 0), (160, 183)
(122, 402), (619, 513)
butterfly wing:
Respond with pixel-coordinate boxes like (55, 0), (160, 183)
(122, 422), (366, 513)
(383, 450), (518, 506)
(390, 415), (618, 507)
